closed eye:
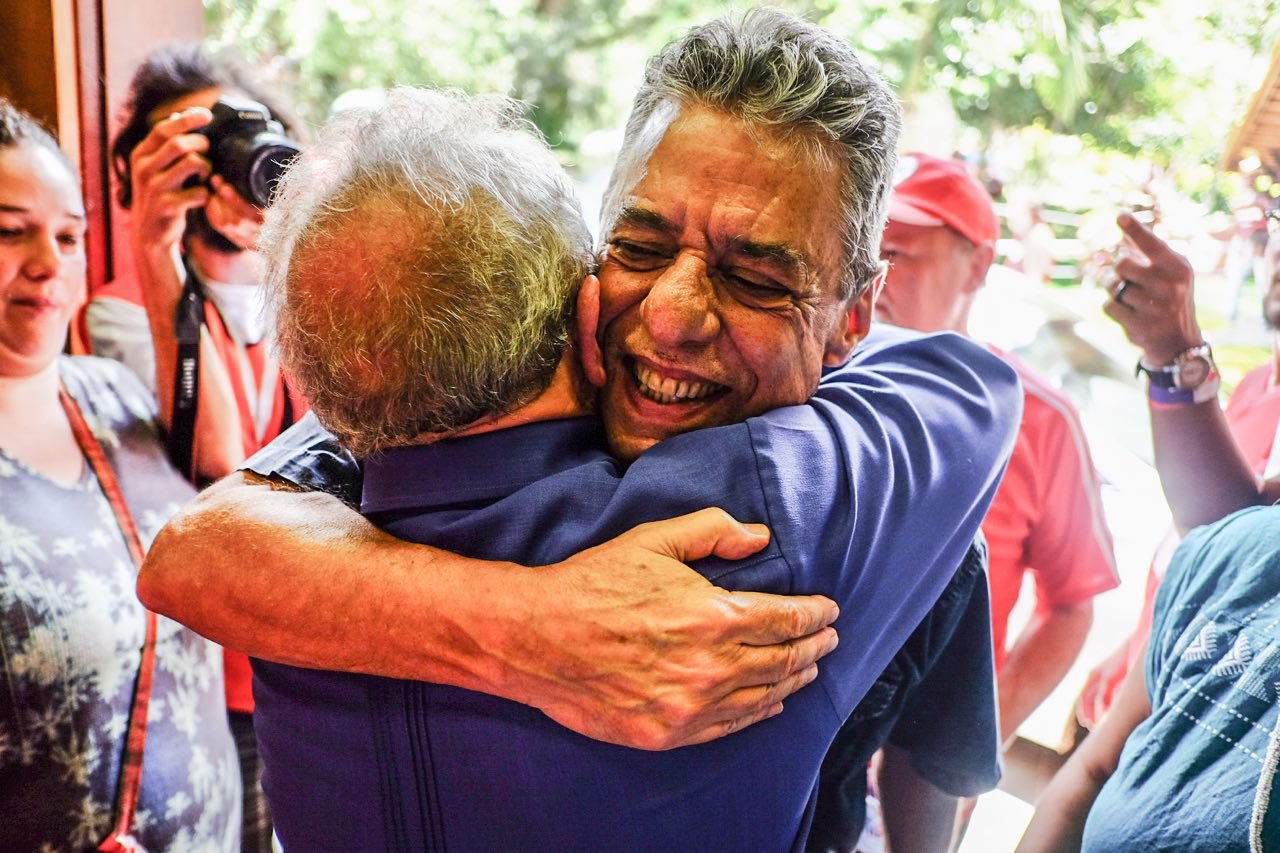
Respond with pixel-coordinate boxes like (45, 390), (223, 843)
(720, 270), (795, 307)
(607, 239), (672, 269)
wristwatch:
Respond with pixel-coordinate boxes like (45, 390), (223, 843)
(1136, 343), (1216, 390)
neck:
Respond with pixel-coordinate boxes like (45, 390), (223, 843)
(945, 299), (974, 337)
(452, 350), (595, 440)
(0, 359), (62, 420)
(187, 239), (261, 286)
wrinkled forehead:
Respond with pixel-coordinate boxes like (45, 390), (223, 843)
(601, 99), (837, 230)
(599, 99), (684, 238)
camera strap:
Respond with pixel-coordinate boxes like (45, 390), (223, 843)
(169, 257), (205, 481)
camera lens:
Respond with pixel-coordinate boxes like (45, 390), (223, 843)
(200, 97), (302, 207)
(246, 141), (300, 207)
(216, 133), (301, 207)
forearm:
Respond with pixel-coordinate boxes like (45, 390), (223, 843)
(138, 472), (840, 749)
(133, 238), (242, 479)
(1017, 645), (1151, 852)
(1015, 752), (1106, 852)
(138, 471), (528, 692)
(878, 744), (958, 853)
(998, 602), (1093, 744)
(1150, 400), (1263, 533)
(133, 238), (184, 424)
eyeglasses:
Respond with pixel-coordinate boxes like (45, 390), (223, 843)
(1267, 208), (1280, 235)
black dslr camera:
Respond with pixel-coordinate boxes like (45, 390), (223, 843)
(198, 95), (301, 207)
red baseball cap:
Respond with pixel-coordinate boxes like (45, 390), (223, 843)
(888, 153), (998, 247)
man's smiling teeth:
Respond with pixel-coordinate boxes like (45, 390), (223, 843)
(635, 364), (723, 404)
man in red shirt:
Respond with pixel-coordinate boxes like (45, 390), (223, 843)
(876, 154), (1119, 746)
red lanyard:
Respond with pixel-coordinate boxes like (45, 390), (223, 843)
(57, 385), (157, 853)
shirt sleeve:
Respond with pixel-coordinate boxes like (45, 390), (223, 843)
(632, 324), (1023, 718)
(85, 296), (158, 394)
(240, 411), (364, 507)
(888, 543), (1002, 796)
(1021, 391), (1119, 609)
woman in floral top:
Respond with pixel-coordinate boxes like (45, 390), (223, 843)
(0, 99), (239, 850)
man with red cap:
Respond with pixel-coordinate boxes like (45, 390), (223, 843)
(878, 153), (1119, 751)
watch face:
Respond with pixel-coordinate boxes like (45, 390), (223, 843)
(1176, 355), (1211, 390)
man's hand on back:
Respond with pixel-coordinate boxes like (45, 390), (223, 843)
(518, 508), (840, 750)
(139, 478), (838, 751)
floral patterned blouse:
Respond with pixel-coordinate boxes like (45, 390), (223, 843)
(0, 357), (240, 851)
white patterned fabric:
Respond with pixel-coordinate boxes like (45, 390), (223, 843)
(0, 356), (240, 851)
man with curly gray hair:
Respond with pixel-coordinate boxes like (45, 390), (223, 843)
(260, 88), (593, 455)
(141, 10), (1018, 850)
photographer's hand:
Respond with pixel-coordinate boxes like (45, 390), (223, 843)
(129, 107), (214, 252)
(205, 175), (266, 252)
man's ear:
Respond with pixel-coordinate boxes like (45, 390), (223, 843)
(823, 265), (884, 367)
(962, 242), (996, 294)
(576, 274), (607, 388)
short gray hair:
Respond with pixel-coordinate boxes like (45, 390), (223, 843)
(602, 6), (901, 298)
(261, 87), (592, 455)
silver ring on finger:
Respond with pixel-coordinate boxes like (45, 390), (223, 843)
(1113, 279), (1132, 307)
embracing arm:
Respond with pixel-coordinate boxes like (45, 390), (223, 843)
(1016, 645), (1151, 852)
(137, 471), (841, 750)
(1105, 212), (1274, 531)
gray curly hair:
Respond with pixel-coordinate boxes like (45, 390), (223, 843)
(601, 6), (901, 299)
(261, 87), (593, 455)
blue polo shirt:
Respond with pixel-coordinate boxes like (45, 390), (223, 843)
(247, 325), (1021, 852)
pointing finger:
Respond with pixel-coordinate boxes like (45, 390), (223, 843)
(1116, 211), (1176, 265)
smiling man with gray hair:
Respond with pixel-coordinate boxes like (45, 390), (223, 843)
(141, 10), (1020, 849)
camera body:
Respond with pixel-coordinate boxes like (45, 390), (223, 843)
(198, 95), (301, 207)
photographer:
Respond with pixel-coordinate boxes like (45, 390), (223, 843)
(91, 43), (307, 853)
(92, 44), (306, 483)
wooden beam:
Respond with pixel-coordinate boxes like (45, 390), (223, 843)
(72, 0), (112, 292)
(1223, 36), (1280, 172)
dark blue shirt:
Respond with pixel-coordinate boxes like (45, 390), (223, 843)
(246, 325), (1021, 852)
(809, 535), (1000, 852)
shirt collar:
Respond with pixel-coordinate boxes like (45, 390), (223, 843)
(360, 416), (605, 515)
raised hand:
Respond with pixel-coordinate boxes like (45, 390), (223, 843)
(205, 175), (266, 252)
(1103, 212), (1204, 365)
(127, 107), (214, 251)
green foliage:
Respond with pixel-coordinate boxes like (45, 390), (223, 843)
(205, 0), (731, 150)
(204, 0), (1280, 173)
